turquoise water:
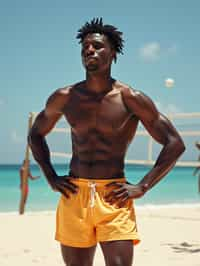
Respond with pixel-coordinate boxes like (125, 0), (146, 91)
(0, 164), (199, 212)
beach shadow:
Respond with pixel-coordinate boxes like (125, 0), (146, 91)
(164, 242), (200, 253)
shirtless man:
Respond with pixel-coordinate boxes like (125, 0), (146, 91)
(28, 18), (185, 266)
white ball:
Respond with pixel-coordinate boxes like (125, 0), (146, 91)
(165, 78), (174, 88)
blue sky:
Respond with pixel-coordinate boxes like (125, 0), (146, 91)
(0, 0), (199, 164)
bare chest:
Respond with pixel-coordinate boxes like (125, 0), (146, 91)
(63, 91), (132, 135)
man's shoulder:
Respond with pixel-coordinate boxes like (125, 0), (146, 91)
(46, 82), (83, 111)
(49, 82), (81, 100)
(52, 81), (84, 96)
(114, 80), (144, 99)
(114, 80), (156, 114)
(53, 84), (74, 96)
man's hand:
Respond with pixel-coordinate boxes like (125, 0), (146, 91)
(104, 182), (145, 208)
(49, 175), (79, 198)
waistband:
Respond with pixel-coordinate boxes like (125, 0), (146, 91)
(70, 177), (126, 187)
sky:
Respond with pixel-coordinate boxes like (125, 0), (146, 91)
(0, 0), (199, 164)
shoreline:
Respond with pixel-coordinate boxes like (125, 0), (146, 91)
(1, 202), (200, 214)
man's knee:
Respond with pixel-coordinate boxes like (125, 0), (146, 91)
(62, 252), (94, 266)
(106, 255), (131, 266)
(64, 263), (81, 266)
(62, 258), (82, 266)
(63, 261), (92, 266)
(61, 244), (96, 266)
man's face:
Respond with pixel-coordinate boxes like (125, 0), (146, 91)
(81, 33), (115, 72)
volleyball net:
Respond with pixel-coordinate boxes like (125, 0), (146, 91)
(27, 112), (200, 167)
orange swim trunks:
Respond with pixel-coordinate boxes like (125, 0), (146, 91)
(55, 178), (140, 248)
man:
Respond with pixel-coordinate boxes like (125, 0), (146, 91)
(19, 160), (40, 214)
(28, 18), (185, 266)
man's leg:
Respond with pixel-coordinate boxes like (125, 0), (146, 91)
(100, 240), (133, 266)
(61, 244), (96, 266)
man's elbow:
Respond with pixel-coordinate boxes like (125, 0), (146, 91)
(173, 137), (186, 157)
(28, 127), (40, 147)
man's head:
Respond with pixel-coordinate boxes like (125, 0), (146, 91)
(77, 18), (124, 72)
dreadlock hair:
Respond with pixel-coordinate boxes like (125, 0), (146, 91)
(76, 18), (124, 62)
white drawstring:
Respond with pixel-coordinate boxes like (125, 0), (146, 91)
(89, 182), (96, 207)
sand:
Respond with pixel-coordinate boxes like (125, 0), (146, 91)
(0, 205), (200, 266)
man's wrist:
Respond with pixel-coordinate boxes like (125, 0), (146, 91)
(39, 162), (57, 182)
(140, 183), (149, 193)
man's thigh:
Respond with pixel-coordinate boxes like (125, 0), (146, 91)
(61, 244), (96, 266)
(100, 240), (133, 266)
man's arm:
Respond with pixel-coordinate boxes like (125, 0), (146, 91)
(28, 88), (78, 196)
(123, 87), (185, 193)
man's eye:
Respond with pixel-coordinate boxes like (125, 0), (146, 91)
(82, 45), (88, 50)
(82, 43), (102, 51)
(94, 44), (102, 49)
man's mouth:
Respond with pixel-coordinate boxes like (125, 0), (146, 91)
(85, 56), (98, 61)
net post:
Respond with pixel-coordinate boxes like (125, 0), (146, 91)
(19, 112), (34, 215)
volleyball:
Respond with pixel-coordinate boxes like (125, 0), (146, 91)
(165, 78), (174, 88)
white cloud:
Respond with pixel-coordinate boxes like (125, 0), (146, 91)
(155, 101), (182, 115)
(139, 42), (177, 62)
(139, 42), (161, 62)
(11, 130), (23, 143)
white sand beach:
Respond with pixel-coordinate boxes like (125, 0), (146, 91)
(0, 206), (200, 266)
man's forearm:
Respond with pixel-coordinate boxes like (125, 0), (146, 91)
(28, 132), (57, 183)
(139, 139), (185, 192)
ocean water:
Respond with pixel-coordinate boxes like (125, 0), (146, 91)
(0, 164), (199, 212)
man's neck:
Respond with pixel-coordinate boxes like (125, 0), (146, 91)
(85, 72), (113, 94)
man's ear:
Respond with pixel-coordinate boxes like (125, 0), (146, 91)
(111, 50), (117, 63)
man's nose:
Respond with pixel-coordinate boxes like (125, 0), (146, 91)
(86, 45), (95, 55)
